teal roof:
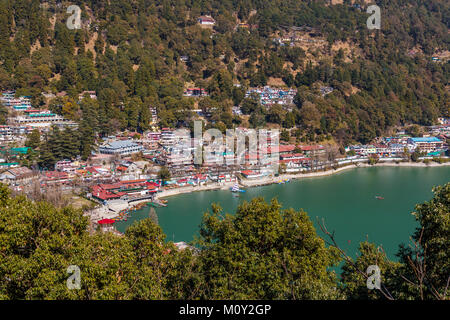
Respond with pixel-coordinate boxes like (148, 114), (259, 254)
(410, 137), (441, 143)
(11, 147), (31, 154)
(28, 113), (56, 117)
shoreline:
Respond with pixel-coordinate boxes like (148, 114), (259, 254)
(156, 161), (450, 198)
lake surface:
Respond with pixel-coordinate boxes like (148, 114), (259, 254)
(116, 166), (450, 260)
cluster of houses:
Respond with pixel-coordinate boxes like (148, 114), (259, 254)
(0, 91), (77, 143)
(0, 87), (449, 204)
(0, 154), (158, 190)
(41, 90), (97, 101)
(2, 124), (446, 196)
(92, 128), (328, 187)
(245, 86), (297, 106)
(141, 127), (325, 175)
(1, 91), (32, 110)
(0, 125), (33, 142)
(320, 86), (334, 96)
(11, 109), (77, 129)
(183, 88), (209, 97)
(346, 133), (448, 158)
(272, 26), (325, 47)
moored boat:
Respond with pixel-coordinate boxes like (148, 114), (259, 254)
(230, 183), (245, 193)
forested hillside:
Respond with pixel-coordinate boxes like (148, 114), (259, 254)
(0, 0), (448, 146)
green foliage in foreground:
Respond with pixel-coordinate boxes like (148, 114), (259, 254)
(341, 183), (450, 300)
(0, 183), (448, 300)
(196, 200), (342, 299)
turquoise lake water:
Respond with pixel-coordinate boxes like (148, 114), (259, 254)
(116, 166), (450, 260)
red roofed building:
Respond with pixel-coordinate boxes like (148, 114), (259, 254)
(91, 185), (125, 201)
(44, 171), (69, 184)
(91, 179), (159, 202)
(266, 144), (297, 156)
(194, 174), (207, 181)
(97, 219), (115, 232)
(280, 153), (304, 160)
(116, 165), (128, 172)
(197, 15), (216, 25)
(298, 145), (325, 155)
(240, 170), (263, 179)
(85, 166), (100, 176)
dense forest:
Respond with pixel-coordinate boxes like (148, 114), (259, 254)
(0, 0), (449, 148)
(0, 182), (448, 299)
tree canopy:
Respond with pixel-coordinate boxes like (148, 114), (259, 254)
(1, 182), (448, 300)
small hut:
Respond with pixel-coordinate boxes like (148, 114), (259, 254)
(97, 219), (116, 232)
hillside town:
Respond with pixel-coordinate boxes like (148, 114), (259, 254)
(0, 89), (449, 225)
(1, 0), (450, 302)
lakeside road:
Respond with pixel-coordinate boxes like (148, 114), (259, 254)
(156, 181), (236, 199)
(156, 161), (450, 197)
(241, 161), (450, 187)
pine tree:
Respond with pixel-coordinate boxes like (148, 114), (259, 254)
(149, 207), (159, 225)
(25, 129), (41, 150)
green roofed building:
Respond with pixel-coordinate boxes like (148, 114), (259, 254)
(0, 162), (20, 168)
(10, 147), (31, 155)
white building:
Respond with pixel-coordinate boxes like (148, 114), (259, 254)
(198, 15), (216, 25)
(160, 128), (176, 146)
(11, 112), (75, 128)
(99, 140), (144, 156)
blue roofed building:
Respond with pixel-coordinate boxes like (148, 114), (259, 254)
(407, 137), (444, 153)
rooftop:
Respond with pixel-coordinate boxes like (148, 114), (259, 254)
(410, 137), (442, 143)
(103, 140), (139, 149)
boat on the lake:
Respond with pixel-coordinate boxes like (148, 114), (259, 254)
(230, 183), (245, 193)
(375, 196), (384, 200)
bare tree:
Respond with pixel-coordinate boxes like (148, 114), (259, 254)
(317, 218), (449, 300)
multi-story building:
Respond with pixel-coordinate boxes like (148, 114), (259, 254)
(1, 91), (32, 110)
(149, 107), (158, 124)
(11, 111), (76, 128)
(407, 137), (444, 153)
(99, 140), (144, 156)
(160, 128), (176, 147)
(0, 166), (38, 185)
(0, 126), (13, 141)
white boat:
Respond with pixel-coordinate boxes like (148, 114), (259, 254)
(230, 183), (245, 193)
